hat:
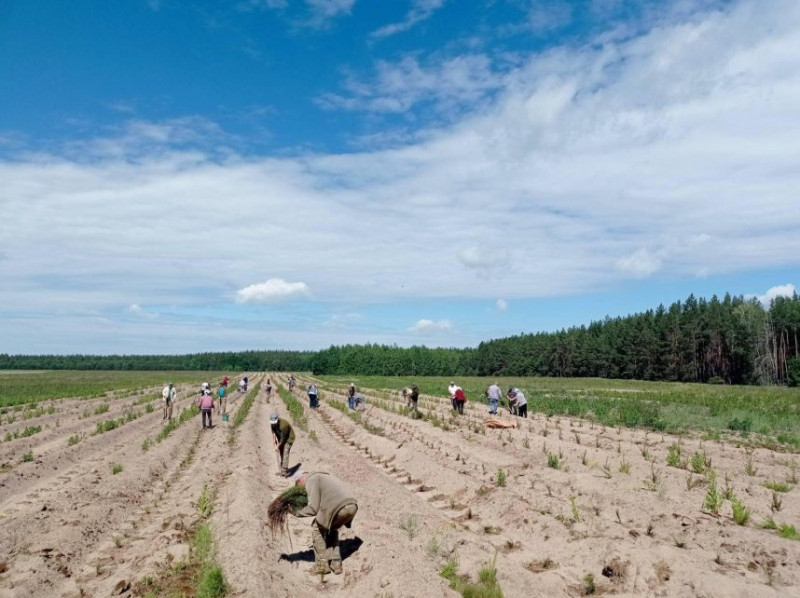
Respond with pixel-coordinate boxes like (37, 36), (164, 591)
(270, 412), (279, 424)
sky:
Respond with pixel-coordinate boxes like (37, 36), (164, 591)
(1, 0), (798, 355)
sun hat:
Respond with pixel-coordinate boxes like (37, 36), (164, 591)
(270, 412), (279, 424)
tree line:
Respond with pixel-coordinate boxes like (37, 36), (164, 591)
(2, 292), (799, 385)
(310, 293), (800, 385)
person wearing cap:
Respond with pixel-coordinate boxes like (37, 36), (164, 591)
(198, 389), (215, 429)
(270, 412), (295, 477)
(507, 387), (527, 418)
(162, 382), (176, 420)
(293, 472), (358, 575)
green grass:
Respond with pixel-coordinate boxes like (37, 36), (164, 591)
(111, 464), (123, 475)
(4, 425), (43, 443)
(21, 450), (34, 462)
(67, 433), (83, 446)
(764, 481), (792, 493)
(277, 385), (307, 431)
(318, 375), (800, 444)
(0, 370), (230, 407)
(232, 381), (261, 427)
(439, 553), (504, 598)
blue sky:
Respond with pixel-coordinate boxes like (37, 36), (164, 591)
(1, 0), (798, 354)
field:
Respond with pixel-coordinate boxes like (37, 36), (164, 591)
(1, 373), (800, 597)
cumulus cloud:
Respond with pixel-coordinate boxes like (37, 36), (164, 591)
(755, 284), (797, 307)
(236, 279), (310, 303)
(496, 299), (508, 312)
(409, 319), (452, 333)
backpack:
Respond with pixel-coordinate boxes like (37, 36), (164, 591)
(219, 387), (225, 398)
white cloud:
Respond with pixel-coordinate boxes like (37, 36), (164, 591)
(127, 303), (142, 314)
(756, 284), (796, 307)
(615, 248), (662, 278)
(304, 0), (355, 27)
(371, 0), (445, 39)
(316, 54), (504, 115)
(235, 279), (310, 303)
(496, 299), (508, 312)
(3, 0), (800, 352)
(409, 319), (452, 333)
(126, 303), (158, 319)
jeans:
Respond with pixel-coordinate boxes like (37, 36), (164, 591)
(347, 396), (355, 410)
(309, 394), (319, 408)
(489, 398), (499, 414)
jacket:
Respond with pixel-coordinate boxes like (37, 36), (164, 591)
(272, 418), (295, 446)
(295, 472), (357, 530)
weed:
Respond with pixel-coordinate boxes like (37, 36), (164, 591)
(778, 524), (800, 541)
(145, 403), (154, 413)
(744, 454), (758, 476)
(114, 536), (122, 548)
(643, 465), (663, 493)
(399, 514), (419, 539)
(547, 453), (562, 470)
(67, 434), (83, 447)
(618, 455), (631, 474)
(764, 481), (791, 493)
(111, 464), (123, 475)
(703, 471), (723, 516)
(730, 494), (750, 526)
(770, 491), (783, 513)
(570, 496), (581, 523)
(21, 450), (34, 463)
(197, 484), (215, 518)
(496, 468), (507, 487)
(522, 437), (530, 449)
(758, 516), (778, 530)
(666, 443), (683, 468)
(309, 429), (319, 443)
(690, 451), (708, 474)
(94, 403), (110, 415)
(583, 573), (596, 595)
(601, 459), (612, 479)
(141, 437), (152, 452)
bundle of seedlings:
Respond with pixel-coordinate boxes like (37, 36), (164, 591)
(267, 486), (309, 538)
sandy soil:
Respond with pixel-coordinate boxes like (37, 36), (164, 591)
(1, 375), (799, 598)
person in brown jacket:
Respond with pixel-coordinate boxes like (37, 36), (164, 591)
(293, 472), (358, 575)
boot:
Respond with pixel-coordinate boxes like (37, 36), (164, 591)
(330, 559), (342, 575)
(309, 559), (331, 575)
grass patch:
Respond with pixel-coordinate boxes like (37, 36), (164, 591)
(439, 552), (504, 598)
(111, 464), (123, 475)
(134, 485), (228, 598)
(496, 468), (507, 487)
(764, 481), (791, 493)
(67, 433), (83, 446)
(277, 385), (307, 431)
(232, 381), (261, 427)
(21, 450), (34, 462)
(94, 403), (110, 415)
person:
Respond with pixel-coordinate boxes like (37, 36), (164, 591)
(266, 378), (273, 398)
(201, 381), (210, 394)
(218, 383), (227, 414)
(487, 382), (502, 415)
(353, 394), (366, 411)
(307, 383), (319, 408)
(162, 382), (176, 420)
(221, 376), (229, 388)
(293, 472), (358, 575)
(347, 383), (356, 410)
(401, 387), (412, 409)
(243, 376), (249, 391)
(288, 375), (296, 392)
(506, 388), (518, 416)
(448, 381), (460, 411)
(508, 387), (528, 418)
(408, 383), (419, 414)
(198, 389), (215, 429)
(454, 387), (467, 415)
(270, 412), (295, 477)
(238, 377), (247, 393)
